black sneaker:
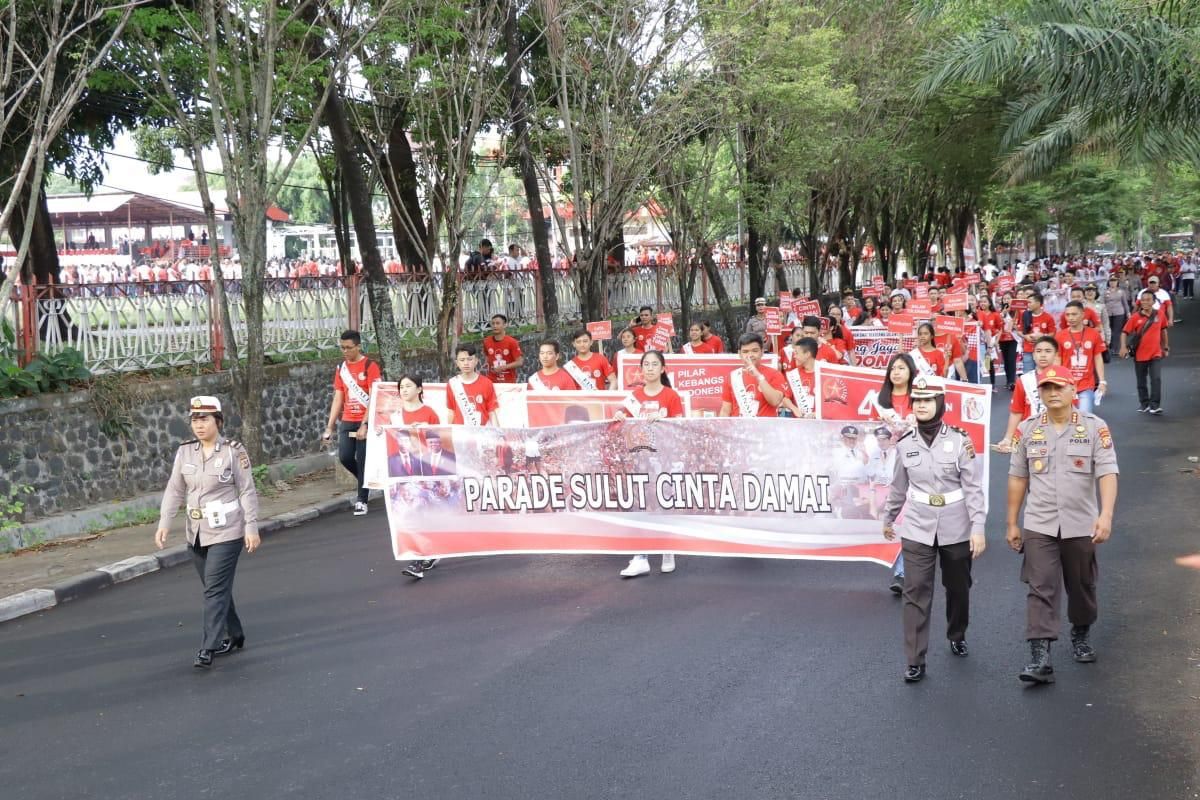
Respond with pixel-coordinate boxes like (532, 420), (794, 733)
(421, 559), (441, 571)
(1071, 626), (1097, 663)
(1137, 404), (1150, 412)
(950, 640), (968, 657)
(402, 562), (425, 579)
(1148, 406), (1163, 415)
(904, 664), (925, 683)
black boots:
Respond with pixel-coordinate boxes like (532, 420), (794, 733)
(1071, 625), (1097, 663)
(1019, 638), (1054, 684)
(193, 649), (214, 669)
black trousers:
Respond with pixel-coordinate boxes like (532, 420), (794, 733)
(190, 539), (243, 651)
(1021, 531), (1097, 640)
(998, 340), (1018, 386)
(338, 421), (369, 502)
(1133, 358), (1163, 407)
(1182, 277), (1194, 298)
(901, 538), (973, 667)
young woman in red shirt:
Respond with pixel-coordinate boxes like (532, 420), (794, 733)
(973, 294), (1003, 391)
(615, 350), (685, 578)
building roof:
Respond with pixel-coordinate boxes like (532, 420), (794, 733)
(46, 191), (290, 227)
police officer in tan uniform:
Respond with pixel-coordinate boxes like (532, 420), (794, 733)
(1007, 365), (1118, 685)
(883, 375), (987, 683)
(155, 396), (261, 669)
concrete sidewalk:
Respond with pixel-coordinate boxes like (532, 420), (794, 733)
(0, 467), (362, 622)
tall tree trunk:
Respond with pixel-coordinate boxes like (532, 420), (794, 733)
(699, 244), (739, 349)
(386, 113), (430, 273)
(503, 0), (558, 327)
(7, 178), (60, 285)
(321, 164), (354, 275)
(326, 89), (404, 377)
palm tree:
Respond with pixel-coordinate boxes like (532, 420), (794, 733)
(917, 0), (1200, 182)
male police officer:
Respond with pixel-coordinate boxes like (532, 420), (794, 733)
(1007, 365), (1119, 685)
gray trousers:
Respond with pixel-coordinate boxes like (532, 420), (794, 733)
(191, 539), (244, 650)
(901, 538), (973, 667)
(1021, 531), (1097, 640)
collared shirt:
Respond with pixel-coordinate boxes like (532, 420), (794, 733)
(884, 424), (986, 546)
(157, 436), (260, 546)
(1009, 411), (1119, 538)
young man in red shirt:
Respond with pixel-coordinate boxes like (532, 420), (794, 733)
(483, 314), (523, 384)
(1020, 291), (1057, 374)
(446, 344), (500, 425)
(719, 333), (788, 417)
(631, 306), (659, 350)
(1121, 289), (1169, 414)
(1057, 287), (1101, 331)
(993, 336), (1059, 453)
(566, 329), (616, 389)
(322, 329), (383, 516)
(1056, 301), (1107, 413)
(780, 336), (818, 418)
(528, 340), (580, 391)
(799, 316), (843, 364)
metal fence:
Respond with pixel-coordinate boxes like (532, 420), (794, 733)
(7, 260), (876, 374)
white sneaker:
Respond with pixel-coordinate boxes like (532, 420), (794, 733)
(661, 554), (676, 573)
(353, 501), (368, 516)
(620, 556), (651, 577)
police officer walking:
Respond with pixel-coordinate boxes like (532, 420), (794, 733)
(155, 396), (261, 669)
(883, 375), (987, 683)
(1007, 366), (1118, 685)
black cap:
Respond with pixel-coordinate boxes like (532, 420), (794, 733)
(873, 427), (892, 439)
(840, 425), (860, 437)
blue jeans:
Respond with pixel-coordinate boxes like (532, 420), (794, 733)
(965, 359), (979, 383)
(893, 552), (905, 577)
(1021, 352), (1035, 374)
(1075, 389), (1095, 414)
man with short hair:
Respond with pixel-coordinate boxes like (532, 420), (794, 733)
(446, 344), (499, 425)
(322, 330), (382, 516)
(1019, 292), (1057, 373)
(1056, 301), (1106, 413)
(1007, 365), (1118, 684)
(994, 336), (1060, 453)
(1121, 289), (1169, 414)
(719, 334), (787, 417)
(483, 314), (523, 384)
(631, 306), (658, 350)
(528, 340), (580, 391)
(780, 336), (819, 418)
(566, 329), (616, 389)
(800, 316), (842, 364)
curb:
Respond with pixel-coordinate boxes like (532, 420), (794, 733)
(0, 494), (354, 625)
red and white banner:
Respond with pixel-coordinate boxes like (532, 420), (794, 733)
(587, 320), (613, 341)
(935, 314), (966, 336)
(792, 299), (821, 317)
(382, 417), (901, 565)
(616, 352), (778, 416)
(848, 325), (984, 376)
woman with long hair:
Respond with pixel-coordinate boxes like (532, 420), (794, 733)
(826, 303), (857, 366)
(996, 293), (1019, 389)
(973, 294), (1003, 391)
(614, 350), (685, 578)
(395, 374), (441, 426)
(909, 322), (947, 378)
(611, 327), (642, 372)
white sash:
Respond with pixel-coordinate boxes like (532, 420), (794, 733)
(730, 368), (760, 417)
(621, 393), (644, 418)
(564, 359), (595, 390)
(682, 343), (696, 354)
(340, 361), (371, 409)
(1020, 371), (1045, 417)
(528, 371), (549, 391)
(786, 369), (814, 416)
(449, 376), (483, 426)
(909, 347), (938, 377)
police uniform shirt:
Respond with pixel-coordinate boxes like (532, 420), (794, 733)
(157, 436), (260, 546)
(883, 425), (986, 547)
(1008, 411), (1118, 539)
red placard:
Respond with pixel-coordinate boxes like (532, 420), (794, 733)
(586, 320), (612, 340)
(779, 292), (793, 314)
(872, 275), (885, 287)
(649, 324), (673, 352)
(792, 299), (821, 317)
(656, 313), (675, 334)
(1008, 298), (1029, 312)
(997, 275), (1014, 294)
(902, 278), (917, 290)
(887, 313), (916, 334)
(764, 307), (782, 335)
(907, 299), (932, 316)
(967, 272), (982, 285)
(913, 283), (930, 299)
(934, 314), (966, 336)
(861, 286), (882, 298)
(819, 316), (831, 334)
(943, 292), (969, 312)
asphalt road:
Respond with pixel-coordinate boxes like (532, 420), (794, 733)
(3, 316), (1199, 800)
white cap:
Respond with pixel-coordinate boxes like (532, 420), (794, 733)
(189, 396), (222, 415)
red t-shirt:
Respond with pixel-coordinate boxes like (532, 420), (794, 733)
(878, 393), (911, 420)
(400, 405), (442, 426)
(816, 342), (842, 364)
(629, 385), (685, 418)
(935, 333), (965, 364)
(631, 323), (658, 350)
(446, 375), (499, 425)
(910, 346), (947, 377)
(706, 334), (725, 353)
(976, 310), (1003, 338)
(1056, 327), (1104, 391)
(784, 366), (816, 411)
(333, 357), (381, 423)
(1022, 310), (1057, 353)
(528, 369), (580, 391)
(1123, 311), (1165, 361)
(569, 353), (615, 389)
(1058, 307), (1101, 331)
(721, 365), (788, 417)
(483, 335), (522, 384)
(610, 347), (643, 372)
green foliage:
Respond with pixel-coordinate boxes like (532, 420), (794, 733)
(102, 506), (159, 529)
(89, 373), (136, 438)
(252, 464), (273, 496)
(0, 484), (33, 532)
(0, 348), (92, 398)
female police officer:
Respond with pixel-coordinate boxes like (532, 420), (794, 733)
(882, 375), (987, 683)
(155, 396), (261, 669)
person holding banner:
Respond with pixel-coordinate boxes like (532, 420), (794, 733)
(682, 323), (716, 355)
(799, 317), (842, 364)
(1007, 366), (1118, 684)
(611, 328), (642, 371)
(719, 334), (787, 417)
(446, 344), (499, 426)
(910, 323), (948, 379)
(993, 336), (1060, 453)
(780, 337), (819, 419)
(568, 329), (616, 389)
(528, 340), (581, 391)
(632, 306), (658, 350)
(826, 305), (857, 366)
(614, 350), (685, 578)
(395, 375), (442, 426)
(883, 376), (986, 683)
(700, 320), (725, 353)
(323, 330), (382, 516)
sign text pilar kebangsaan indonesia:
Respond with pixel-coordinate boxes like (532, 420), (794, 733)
(462, 472), (833, 514)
